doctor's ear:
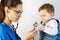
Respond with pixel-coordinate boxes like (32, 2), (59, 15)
(4, 7), (10, 15)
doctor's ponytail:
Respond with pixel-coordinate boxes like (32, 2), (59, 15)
(0, 0), (5, 23)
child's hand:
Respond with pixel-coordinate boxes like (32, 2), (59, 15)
(38, 24), (45, 31)
(24, 28), (37, 40)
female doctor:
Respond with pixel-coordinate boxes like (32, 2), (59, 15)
(0, 0), (37, 40)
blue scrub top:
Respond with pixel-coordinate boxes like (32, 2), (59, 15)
(0, 23), (21, 40)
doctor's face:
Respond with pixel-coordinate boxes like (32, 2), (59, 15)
(6, 4), (23, 22)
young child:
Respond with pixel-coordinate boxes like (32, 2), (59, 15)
(38, 3), (58, 40)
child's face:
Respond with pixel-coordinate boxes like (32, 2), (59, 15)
(6, 4), (23, 22)
(39, 9), (52, 22)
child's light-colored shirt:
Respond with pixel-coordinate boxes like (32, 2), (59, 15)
(44, 19), (58, 35)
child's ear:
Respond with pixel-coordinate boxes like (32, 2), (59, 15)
(51, 12), (54, 17)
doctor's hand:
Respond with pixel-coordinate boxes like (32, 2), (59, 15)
(24, 28), (37, 40)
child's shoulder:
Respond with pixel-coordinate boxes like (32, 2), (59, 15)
(47, 18), (58, 25)
(48, 18), (59, 23)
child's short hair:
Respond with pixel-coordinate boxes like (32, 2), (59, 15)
(38, 3), (54, 16)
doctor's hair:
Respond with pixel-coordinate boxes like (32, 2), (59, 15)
(0, 0), (22, 23)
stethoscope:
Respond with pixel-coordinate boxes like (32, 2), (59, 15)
(33, 21), (46, 40)
(11, 22), (19, 32)
(7, 15), (19, 32)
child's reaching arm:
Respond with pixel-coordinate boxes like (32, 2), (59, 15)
(39, 20), (58, 35)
